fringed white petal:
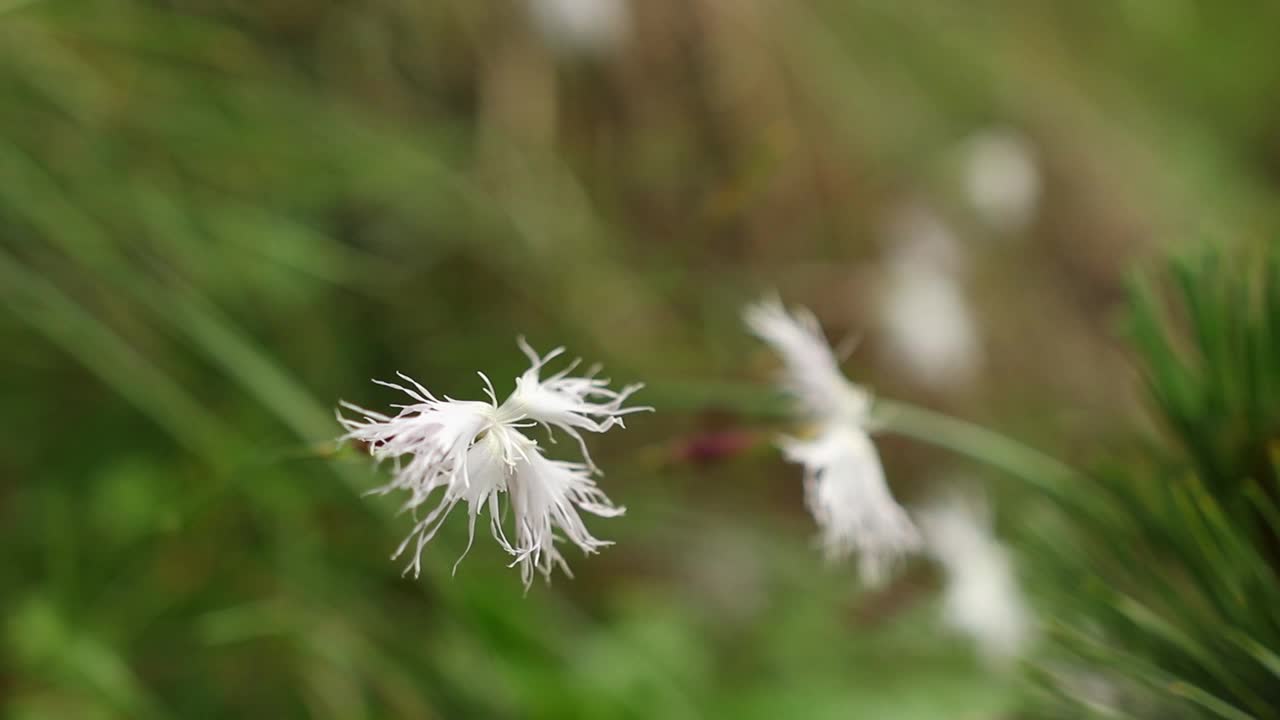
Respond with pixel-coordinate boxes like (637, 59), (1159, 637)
(743, 299), (869, 422)
(504, 338), (651, 469)
(783, 423), (921, 584)
(390, 431), (513, 578)
(337, 379), (492, 497)
(508, 445), (625, 588)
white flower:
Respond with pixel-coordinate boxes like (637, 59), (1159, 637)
(881, 264), (982, 388)
(743, 299), (869, 423)
(525, 0), (629, 55)
(510, 447), (624, 587)
(880, 206), (983, 389)
(504, 337), (645, 471)
(745, 299), (921, 581)
(961, 128), (1041, 233)
(783, 424), (921, 584)
(919, 494), (1032, 663)
(884, 204), (963, 272)
(337, 340), (648, 586)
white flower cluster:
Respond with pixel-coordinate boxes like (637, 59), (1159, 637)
(745, 300), (921, 583)
(338, 339), (648, 587)
(342, 300), (1009, 599)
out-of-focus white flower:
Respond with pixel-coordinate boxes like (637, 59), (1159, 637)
(919, 495), (1032, 664)
(745, 299), (921, 582)
(962, 128), (1041, 233)
(783, 424), (921, 584)
(885, 205), (964, 273)
(338, 340), (647, 586)
(881, 264), (982, 388)
(743, 299), (869, 423)
(526, 0), (629, 55)
(880, 206), (983, 389)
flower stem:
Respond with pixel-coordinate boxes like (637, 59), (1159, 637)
(872, 399), (1083, 503)
(654, 379), (1088, 503)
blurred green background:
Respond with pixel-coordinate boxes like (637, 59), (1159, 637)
(4, 1), (1280, 718)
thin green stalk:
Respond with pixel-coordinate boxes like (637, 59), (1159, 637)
(653, 378), (1087, 506)
(0, 248), (232, 465)
(871, 399), (1084, 504)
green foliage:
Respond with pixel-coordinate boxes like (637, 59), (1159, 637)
(1028, 247), (1280, 719)
(7, 1), (1280, 718)
(0, 3), (1006, 718)
(1131, 248), (1280, 497)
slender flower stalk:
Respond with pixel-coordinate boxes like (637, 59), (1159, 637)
(870, 399), (1079, 505)
(338, 339), (649, 587)
(650, 378), (1081, 500)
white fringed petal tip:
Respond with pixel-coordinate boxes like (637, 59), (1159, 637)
(743, 299), (871, 423)
(338, 339), (649, 588)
